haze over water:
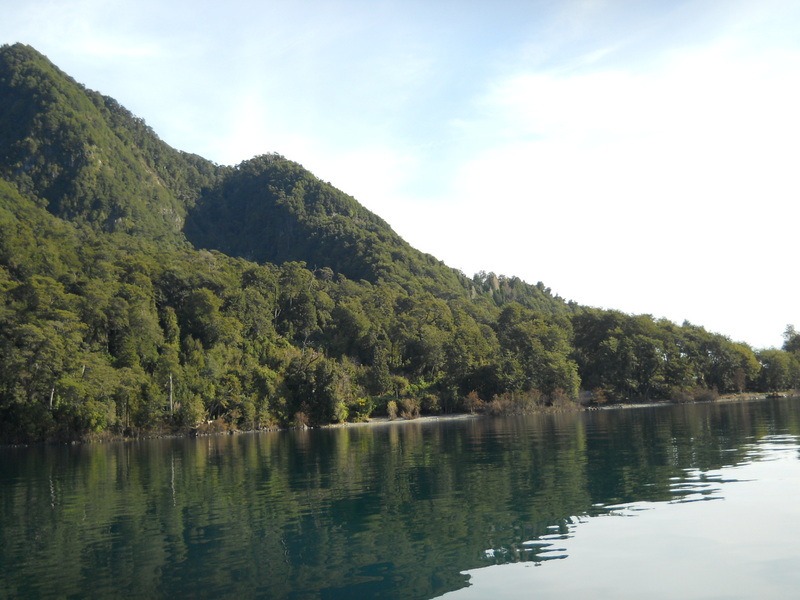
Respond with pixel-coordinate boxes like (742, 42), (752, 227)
(2, 398), (800, 599)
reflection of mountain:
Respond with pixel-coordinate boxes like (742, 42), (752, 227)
(2, 399), (795, 599)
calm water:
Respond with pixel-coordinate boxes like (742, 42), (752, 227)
(2, 398), (800, 599)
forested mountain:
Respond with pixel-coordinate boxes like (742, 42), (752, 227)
(1, 43), (798, 443)
(0, 43), (220, 242)
(185, 154), (469, 298)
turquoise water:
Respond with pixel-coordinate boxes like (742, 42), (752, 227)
(2, 398), (799, 599)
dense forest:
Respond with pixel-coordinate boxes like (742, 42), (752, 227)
(1, 43), (798, 443)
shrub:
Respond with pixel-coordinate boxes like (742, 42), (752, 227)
(591, 388), (610, 405)
(421, 394), (441, 414)
(670, 386), (719, 403)
(346, 397), (374, 422)
(399, 398), (420, 419)
(294, 410), (310, 428)
(386, 400), (398, 420)
(549, 388), (573, 408)
(483, 390), (545, 415)
(486, 395), (510, 415)
(462, 391), (484, 414)
(694, 387), (719, 402)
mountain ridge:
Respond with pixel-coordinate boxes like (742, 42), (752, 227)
(0, 43), (569, 310)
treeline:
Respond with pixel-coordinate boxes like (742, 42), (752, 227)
(2, 177), (799, 443)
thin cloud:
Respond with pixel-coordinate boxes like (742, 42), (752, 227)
(76, 38), (162, 59)
(391, 34), (800, 348)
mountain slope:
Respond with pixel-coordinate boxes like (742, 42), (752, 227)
(185, 153), (474, 298)
(0, 43), (569, 312)
(0, 43), (220, 242)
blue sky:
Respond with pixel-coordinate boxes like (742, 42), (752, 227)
(3, 0), (799, 349)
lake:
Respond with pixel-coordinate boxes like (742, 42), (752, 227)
(2, 397), (800, 599)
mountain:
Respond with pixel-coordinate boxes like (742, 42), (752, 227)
(0, 43), (790, 444)
(0, 43), (567, 310)
(184, 153), (470, 298)
(0, 43), (219, 242)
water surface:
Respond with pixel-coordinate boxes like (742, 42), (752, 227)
(2, 398), (799, 599)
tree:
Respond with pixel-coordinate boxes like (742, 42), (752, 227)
(757, 349), (800, 392)
(495, 303), (580, 399)
(783, 325), (800, 355)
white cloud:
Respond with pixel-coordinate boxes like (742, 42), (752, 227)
(397, 38), (800, 347)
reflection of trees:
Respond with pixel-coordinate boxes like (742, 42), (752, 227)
(1, 399), (799, 599)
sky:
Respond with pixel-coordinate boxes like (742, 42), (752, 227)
(2, 0), (799, 349)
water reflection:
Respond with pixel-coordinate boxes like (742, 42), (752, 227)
(445, 431), (800, 599)
(1, 398), (799, 599)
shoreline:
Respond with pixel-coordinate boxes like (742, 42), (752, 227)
(2, 392), (793, 448)
(319, 391), (783, 429)
(592, 392), (771, 411)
